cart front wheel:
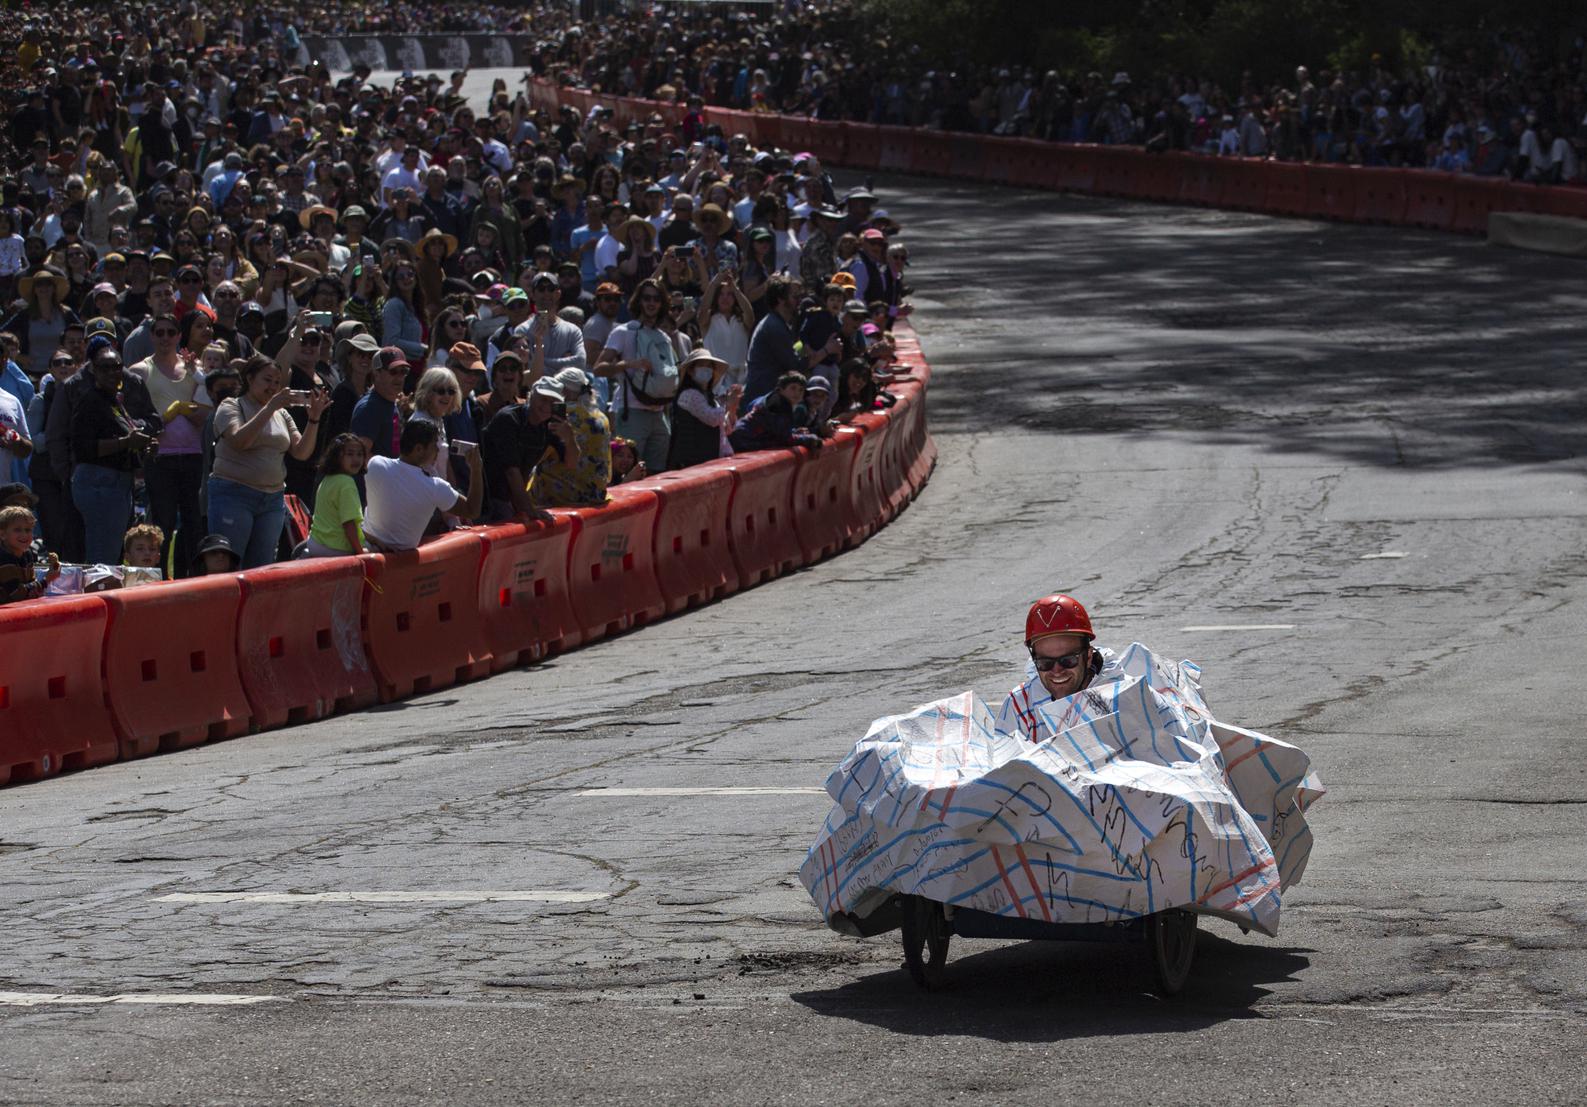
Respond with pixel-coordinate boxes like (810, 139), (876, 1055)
(899, 896), (950, 991)
(1147, 909), (1198, 996)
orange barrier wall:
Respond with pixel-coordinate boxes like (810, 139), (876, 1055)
(2, 335), (938, 787)
(0, 595), (119, 783)
(526, 78), (1586, 237)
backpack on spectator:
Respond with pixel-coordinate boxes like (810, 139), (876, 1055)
(625, 324), (680, 406)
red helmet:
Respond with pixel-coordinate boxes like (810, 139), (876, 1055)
(1025, 593), (1094, 646)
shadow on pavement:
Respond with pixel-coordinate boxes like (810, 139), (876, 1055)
(790, 931), (1312, 1040)
(887, 174), (1587, 470)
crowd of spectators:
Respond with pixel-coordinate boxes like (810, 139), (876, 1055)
(0, 5), (916, 602)
(532, 7), (1587, 182)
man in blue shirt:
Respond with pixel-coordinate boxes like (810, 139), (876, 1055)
(350, 347), (410, 459)
(744, 277), (839, 404)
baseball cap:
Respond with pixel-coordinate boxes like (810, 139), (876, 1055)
(843, 299), (868, 316)
(503, 287), (529, 305)
(0, 481), (39, 507)
(594, 282), (622, 297)
(375, 346), (410, 373)
(531, 377), (564, 399)
(83, 316), (118, 341)
(529, 271), (558, 289)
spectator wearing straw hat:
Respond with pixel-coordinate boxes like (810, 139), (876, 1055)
(690, 202), (739, 280)
(2, 269), (78, 374)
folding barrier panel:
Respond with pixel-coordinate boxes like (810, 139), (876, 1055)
(843, 123), (884, 171)
(807, 120), (849, 165)
(1177, 157), (1224, 207)
(846, 414), (892, 538)
(361, 533), (492, 701)
(978, 137), (1025, 186)
(1446, 176), (1507, 235)
(1304, 165), (1358, 222)
(101, 574), (252, 755)
(1001, 138), (1060, 190)
(1133, 154), (1184, 203)
(560, 486), (666, 644)
(1533, 184), (1587, 221)
(1351, 169), (1409, 225)
(1090, 146), (1140, 198)
(236, 558), (377, 730)
(948, 134), (988, 181)
(790, 431), (861, 564)
(1403, 175), (1457, 230)
(1050, 145), (1097, 193)
(878, 125), (916, 173)
(1263, 162), (1310, 217)
(907, 130), (956, 178)
(877, 406), (916, 519)
(634, 467), (740, 615)
(0, 595), (118, 785)
(715, 451), (804, 587)
(1221, 158), (1270, 212)
(476, 517), (582, 670)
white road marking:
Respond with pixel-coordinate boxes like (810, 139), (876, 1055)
(0, 991), (285, 1007)
(155, 891), (609, 905)
(572, 787), (828, 797)
(1360, 551), (1409, 559)
(1179, 624), (1297, 632)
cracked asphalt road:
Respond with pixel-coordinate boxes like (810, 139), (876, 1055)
(3, 173), (1586, 1104)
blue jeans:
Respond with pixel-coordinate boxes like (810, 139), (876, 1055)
(206, 476), (285, 569)
(70, 464), (133, 565)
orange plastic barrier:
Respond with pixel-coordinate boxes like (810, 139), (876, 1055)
(876, 405), (916, 520)
(716, 451), (804, 586)
(890, 381), (937, 497)
(1002, 138), (1060, 190)
(636, 467), (741, 615)
(948, 134), (987, 181)
(1403, 175), (1456, 230)
(101, 574), (251, 755)
(560, 486), (666, 643)
(1264, 162), (1309, 217)
(978, 137), (1025, 186)
(0, 595), (118, 784)
(1177, 157), (1224, 207)
(906, 130), (955, 177)
(361, 532), (491, 701)
(236, 559), (377, 730)
(1051, 145), (1098, 193)
(1091, 146), (1141, 198)
(1351, 169), (1408, 224)
(1304, 166), (1357, 222)
(803, 119), (848, 165)
(847, 413), (892, 538)
(843, 123), (884, 171)
(790, 431), (861, 563)
(1446, 176), (1506, 234)
(1221, 158), (1269, 211)
(476, 517), (581, 670)
(878, 125), (916, 173)
(1534, 184), (1587, 220)
(1135, 154), (1184, 203)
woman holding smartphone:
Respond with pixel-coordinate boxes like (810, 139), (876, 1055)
(208, 356), (331, 568)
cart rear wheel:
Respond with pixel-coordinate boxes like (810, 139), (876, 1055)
(899, 896), (950, 990)
(1147, 909), (1198, 996)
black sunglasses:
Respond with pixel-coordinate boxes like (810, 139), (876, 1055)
(1031, 649), (1087, 673)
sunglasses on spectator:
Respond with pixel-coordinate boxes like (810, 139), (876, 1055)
(180, 275), (201, 284)
(433, 387), (457, 396)
(302, 335), (323, 346)
(152, 328), (180, 338)
(639, 293), (662, 303)
(215, 289), (240, 299)
(1030, 650), (1087, 673)
(445, 319), (466, 328)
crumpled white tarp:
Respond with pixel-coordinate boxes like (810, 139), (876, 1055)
(800, 643), (1323, 937)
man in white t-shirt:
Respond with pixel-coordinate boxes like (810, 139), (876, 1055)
(362, 419), (483, 551)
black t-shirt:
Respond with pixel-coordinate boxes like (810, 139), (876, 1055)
(480, 404), (562, 504)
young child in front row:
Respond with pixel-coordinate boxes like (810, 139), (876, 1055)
(123, 523), (164, 570)
(298, 433), (367, 558)
(0, 505), (59, 603)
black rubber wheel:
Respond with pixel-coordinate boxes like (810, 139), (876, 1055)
(1147, 909), (1198, 996)
(899, 895), (950, 990)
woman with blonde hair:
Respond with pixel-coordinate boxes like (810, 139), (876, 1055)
(408, 366), (463, 481)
